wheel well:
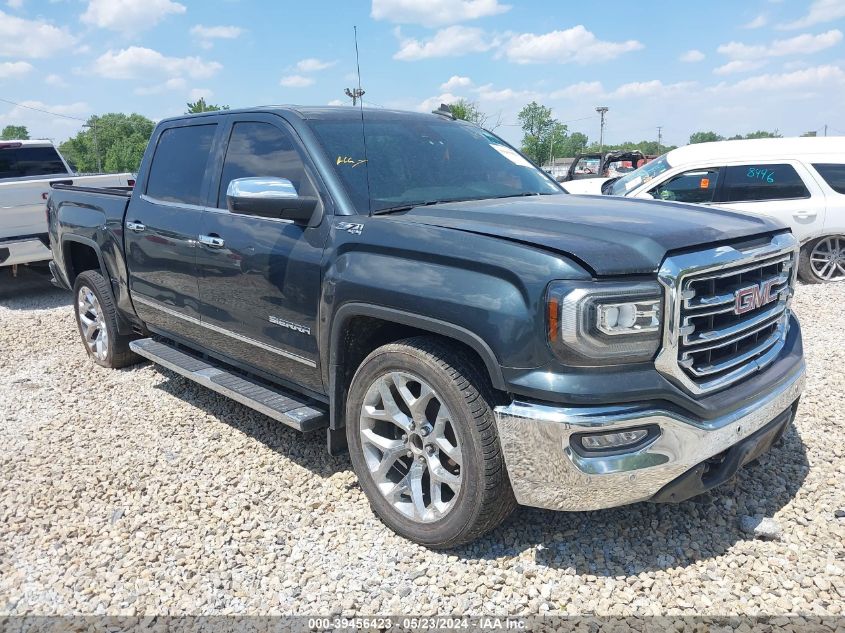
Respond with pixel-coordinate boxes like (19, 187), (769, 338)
(65, 241), (101, 284)
(331, 315), (500, 430)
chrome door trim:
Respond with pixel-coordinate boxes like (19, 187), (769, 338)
(132, 295), (317, 368)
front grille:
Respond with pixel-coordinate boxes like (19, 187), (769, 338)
(677, 250), (795, 390)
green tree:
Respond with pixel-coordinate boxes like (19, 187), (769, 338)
(448, 99), (484, 126)
(689, 131), (725, 144)
(60, 113), (155, 173)
(518, 101), (566, 166)
(743, 129), (782, 139)
(557, 131), (589, 158)
(1, 125), (29, 140)
(186, 98), (229, 113)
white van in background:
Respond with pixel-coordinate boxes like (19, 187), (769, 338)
(562, 137), (845, 283)
(1, 140), (133, 273)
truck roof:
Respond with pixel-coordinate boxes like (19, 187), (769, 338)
(158, 105), (454, 125)
(667, 136), (845, 166)
(0, 139), (55, 147)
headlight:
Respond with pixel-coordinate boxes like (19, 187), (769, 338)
(546, 281), (663, 366)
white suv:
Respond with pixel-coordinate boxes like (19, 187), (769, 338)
(562, 137), (845, 283)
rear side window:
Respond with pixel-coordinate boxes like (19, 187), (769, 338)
(721, 164), (809, 202)
(217, 121), (316, 209)
(146, 124), (216, 205)
(812, 163), (845, 194)
(0, 146), (68, 179)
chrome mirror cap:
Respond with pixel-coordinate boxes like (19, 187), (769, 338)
(226, 177), (298, 200)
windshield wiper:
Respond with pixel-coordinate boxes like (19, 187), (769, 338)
(371, 200), (448, 215)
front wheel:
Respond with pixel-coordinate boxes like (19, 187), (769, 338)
(72, 270), (138, 368)
(798, 235), (845, 283)
(346, 337), (515, 548)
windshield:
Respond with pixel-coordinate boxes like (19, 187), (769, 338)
(608, 154), (672, 196)
(309, 116), (562, 213)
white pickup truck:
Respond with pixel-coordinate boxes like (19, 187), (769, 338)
(1, 140), (133, 272)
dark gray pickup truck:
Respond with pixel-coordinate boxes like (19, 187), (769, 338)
(47, 106), (806, 547)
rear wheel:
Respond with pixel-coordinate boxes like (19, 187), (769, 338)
(798, 235), (845, 283)
(346, 337), (515, 548)
(72, 270), (138, 368)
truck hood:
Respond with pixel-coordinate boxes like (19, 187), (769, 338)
(396, 194), (785, 275)
(560, 178), (610, 195)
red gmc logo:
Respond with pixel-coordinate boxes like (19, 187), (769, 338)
(734, 279), (779, 315)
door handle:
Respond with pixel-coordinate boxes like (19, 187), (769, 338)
(126, 221), (146, 232)
(793, 211), (817, 220)
(198, 234), (225, 248)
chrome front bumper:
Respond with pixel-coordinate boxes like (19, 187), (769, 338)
(0, 237), (51, 267)
(494, 365), (805, 511)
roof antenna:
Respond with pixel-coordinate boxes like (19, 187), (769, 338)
(349, 25), (372, 216)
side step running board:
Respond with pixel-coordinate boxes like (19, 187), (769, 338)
(129, 338), (328, 433)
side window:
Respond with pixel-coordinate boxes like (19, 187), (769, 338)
(14, 147), (68, 177)
(649, 168), (720, 204)
(146, 124), (216, 205)
(721, 164), (809, 202)
(0, 149), (16, 179)
(812, 163), (845, 194)
(217, 121), (316, 209)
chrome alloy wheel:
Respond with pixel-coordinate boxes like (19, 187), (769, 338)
(77, 286), (109, 361)
(359, 371), (463, 523)
(810, 236), (845, 281)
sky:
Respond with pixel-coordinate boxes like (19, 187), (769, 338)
(1, 0), (844, 149)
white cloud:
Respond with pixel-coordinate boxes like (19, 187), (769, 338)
(134, 77), (186, 95)
(502, 26), (643, 64)
(190, 25), (244, 48)
(778, 0), (845, 29)
(709, 64), (845, 93)
(394, 26), (494, 61)
(440, 75), (473, 90)
(0, 60), (32, 79)
(0, 100), (89, 142)
(0, 10), (78, 58)
(713, 60), (768, 75)
(93, 47), (221, 80)
(327, 99), (345, 106)
(608, 80), (695, 99)
(743, 13), (768, 29)
(279, 74), (315, 88)
(188, 88), (212, 101)
(371, 0), (510, 27)
(81, 0), (186, 33)
(549, 80), (604, 99)
(718, 29), (843, 59)
(475, 83), (536, 102)
(294, 58), (336, 72)
(44, 73), (68, 87)
(679, 49), (705, 62)
(415, 92), (461, 112)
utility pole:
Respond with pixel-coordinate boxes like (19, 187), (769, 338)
(824, 124), (828, 137)
(596, 106), (608, 154)
(657, 126), (663, 154)
(344, 87), (365, 106)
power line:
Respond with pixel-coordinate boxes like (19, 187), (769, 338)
(0, 97), (87, 122)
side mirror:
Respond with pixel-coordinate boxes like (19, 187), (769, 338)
(226, 177), (318, 223)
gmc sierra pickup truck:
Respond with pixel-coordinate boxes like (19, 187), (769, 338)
(48, 107), (806, 548)
(1, 140), (133, 272)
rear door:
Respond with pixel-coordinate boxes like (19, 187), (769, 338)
(194, 114), (329, 393)
(714, 161), (825, 243)
(125, 121), (218, 343)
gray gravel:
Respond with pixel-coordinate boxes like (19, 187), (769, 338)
(1, 269), (843, 617)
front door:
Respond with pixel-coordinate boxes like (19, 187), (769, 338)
(125, 122), (217, 343)
(195, 117), (328, 394)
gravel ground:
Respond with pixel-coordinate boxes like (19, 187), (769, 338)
(0, 268), (843, 618)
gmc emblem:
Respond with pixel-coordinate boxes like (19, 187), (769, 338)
(734, 279), (778, 315)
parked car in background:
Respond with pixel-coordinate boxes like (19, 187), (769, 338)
(48, 106), (804, 547)
(559, 150), (647, 182)
(1, 140), (133, 272)
(561, 138), (845, 283)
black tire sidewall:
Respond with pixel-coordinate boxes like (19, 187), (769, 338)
(72, 271), (120, 368)
(346, 346), (488, 547)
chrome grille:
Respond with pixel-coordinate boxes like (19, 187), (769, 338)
(656, 233), (798, 395)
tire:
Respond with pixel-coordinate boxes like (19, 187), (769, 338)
(345, 336), (516, 548)
(72, 270), (138, 369)
(798, 235), (845, 284)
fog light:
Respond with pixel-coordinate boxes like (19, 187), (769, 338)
(581, 429), (649, 451)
